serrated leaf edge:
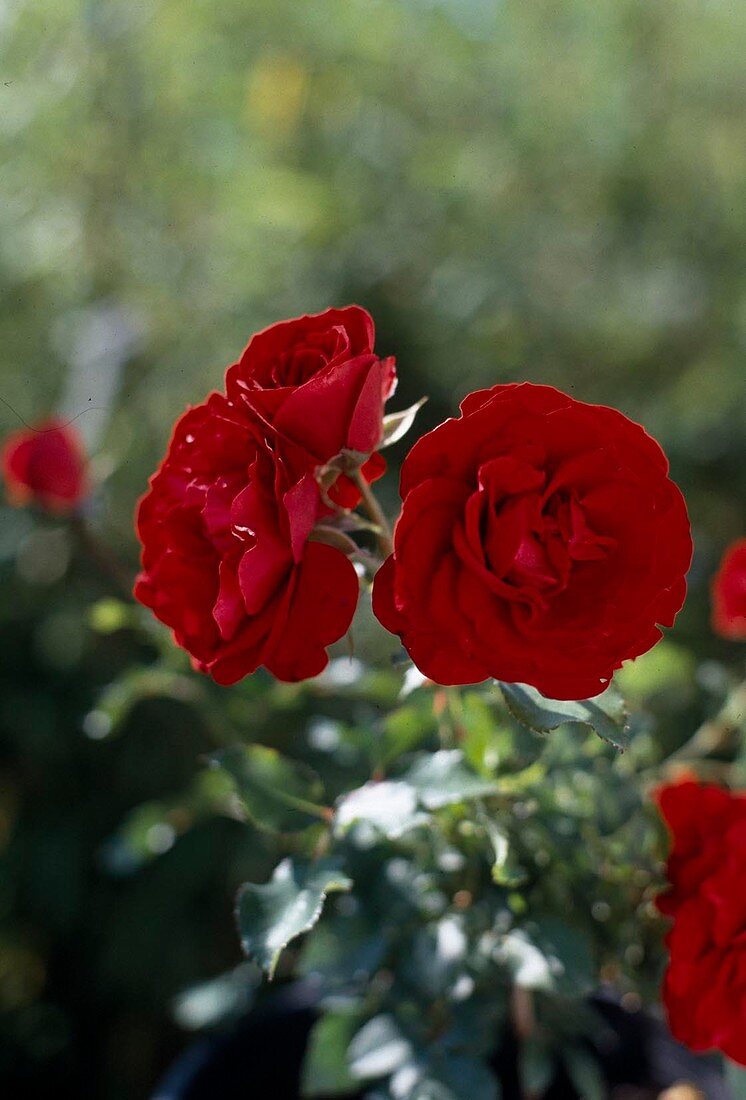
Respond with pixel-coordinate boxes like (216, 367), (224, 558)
(499, 682), (630, 753)
(235, 860), (352, 979)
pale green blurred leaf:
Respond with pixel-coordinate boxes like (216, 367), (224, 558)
(528, 918), (595, 997)
(88, 597), (136, 634)
(302, 1013), (359, 1097)
(480, 813), (526, 887)
(726, 1060), (746, 1099)
(348, 1014), (413, 1081)
(564, 1049), (605, 1100)
(88, 666), (202, 739)
(519, 1037), (553, 1097)
(615, 640), (695, 701)
(401, 750), (498, 809)
(334, 780), (428, 839)
(298, 914), (387, 990)
(409, 1055), (501, 1100)
(213, 744), (326, 833)
(380, 702), (437, 767)
(172, 963), (257, 1031)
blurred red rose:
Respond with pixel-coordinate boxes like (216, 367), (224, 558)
(711, 538), (746, 641)
(225, 306), (396, 507)
(1, 418), (88, 513)
(657, 781), (746, 1065)
(134, 393), (359, 684)
(373, 383), (692, 699)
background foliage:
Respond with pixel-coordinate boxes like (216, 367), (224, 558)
(0, 0), (745, 1095)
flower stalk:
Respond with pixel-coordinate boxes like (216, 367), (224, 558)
(353, 468), (394, 558)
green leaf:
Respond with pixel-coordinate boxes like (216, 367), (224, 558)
(380, 702), (437, 767)
(298, 914), (387, 990)
(564, 1049), (605, 1100)
(348, 1014), (414, 1080)
(172, 963), (258, 1031)
(334, 780), (428, 839)
(301, 1013), (359, 1097)
(236, 858), (352, 978)
(88, 666), (202, 738)
(411, 1055), (501, 1100)
(401, 750), (498, 809)
(498, 682), (629, 751)
(527, 917), (595, 996)
(499, 919), (593, 996)
(615, 639), (695, 702)
(380, 397), (428, 448)
(106, 768), (235, 871)
(725, 1060), (746, 1099)
(479, 812), (526, 887)
(89, 597), (135, 634)
(518, 1037), (553, 1097)
(498, 931), (554, 991)
(401, 917), (469, 999)
(213, 744), (327, 832)
(460, 693), (505, 775)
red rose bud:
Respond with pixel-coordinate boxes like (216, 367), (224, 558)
(225, 306), (396, 508)
(373, 383), (692, 700)
(656, 781), (746, 1065)
(1, 418), (88, 514)
(711, 538), (746, 641)
(134, 393), (359, 684)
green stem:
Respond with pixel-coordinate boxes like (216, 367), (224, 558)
(71, 514), (134, 598)
(274, 789), (334, 823)
(353, 470), (394, 558)
(662, 679), (746, 771)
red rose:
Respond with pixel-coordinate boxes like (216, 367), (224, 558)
(225, 307), (396, 507)
(1, 418), (88, 513)
(134, 393), (359, 684)
(657, 781), (746, 1065)
(711, 538), (746, 641)
(657, 781), (746, 918)
(373, 383), (692, 699)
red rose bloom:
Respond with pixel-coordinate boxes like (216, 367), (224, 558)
(373, 383), (692, 699)
(134, 393), (359, 684)
(657, 781), (746, 1065)
(711, 538), (746, 641)
(225, 307), (396, 507)
(1, 418), (88, 513)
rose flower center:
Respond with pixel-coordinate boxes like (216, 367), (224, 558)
(267, 329), (348, 388)
(455, 453), (615, 612)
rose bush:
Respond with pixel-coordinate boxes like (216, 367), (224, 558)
(135, 392), (359, 684)
(1, 417), (88, 513)
(373, 382), (692, 699)
(657, 781), (746, 1065)
(712, 538), (746, 641)
(16, 304), (744, 1092)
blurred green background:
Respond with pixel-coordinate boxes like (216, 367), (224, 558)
(1, 0), (745, 1095)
